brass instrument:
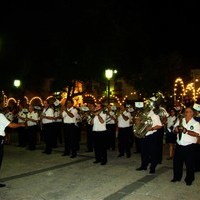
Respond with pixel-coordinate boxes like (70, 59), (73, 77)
(133, 99), (154, 138)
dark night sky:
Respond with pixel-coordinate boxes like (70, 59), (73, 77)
(1, 1), (200, 92)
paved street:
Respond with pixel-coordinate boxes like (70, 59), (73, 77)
(0, 132), (200, 200)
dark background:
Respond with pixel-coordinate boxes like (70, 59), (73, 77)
(0, 1), (200, 95)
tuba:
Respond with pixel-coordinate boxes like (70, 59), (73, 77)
(133, 98), (156, 138)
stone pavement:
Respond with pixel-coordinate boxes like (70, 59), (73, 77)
(0, 133), (200, 200)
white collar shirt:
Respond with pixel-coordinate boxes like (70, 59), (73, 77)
(18, 110), (26, 123)
(106, 111), (116, 125)
(118, 111), (131, 128)
(167, 116), (177, 129)
(54, 110), (62, 122)
(27, 111), (39, 126)
(42, 107), (54, 124)
(0, 113), (11, 136)
(5, 112), (14, 122)
(175, 118), (200, 146)
(146, 110), (162, 136)
(92, 112), (107, 131)
(62, 107), (77, 124)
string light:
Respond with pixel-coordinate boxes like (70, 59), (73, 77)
(29, 96), (44, 106)
(5, 97), (17, 107)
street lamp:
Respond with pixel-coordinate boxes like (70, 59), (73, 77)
(13, 80), (21, 88)
(105, 69), (117, 105)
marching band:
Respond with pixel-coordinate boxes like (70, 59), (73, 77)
(2, 93), (200, 187)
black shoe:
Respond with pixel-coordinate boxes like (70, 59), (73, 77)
(0, 183), (6, 188)
(85, 150), (93, 152)
(171, 179), (181, 182)
(70, 155), (77, 158)
(42, 151), (47, 154)
(186, 182), (192, 186)
(62, 153), (69, 156)
(93, 160), (100, 164)
(46, 152), (52, 155)
(126, 155), (131, 158)
(136, 167), (147, 171)
(117, 154), (124, 157)
(149, 169), (155, 174)
(101, 162), (107, 165)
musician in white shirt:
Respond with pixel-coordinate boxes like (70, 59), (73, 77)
(136, 109), (162, 174)
(26, 105), (39, 150)
(53, 104), (63, 146)
(61, 99), (78, 158)
(41, 100), (55, 155)
(92, 103), (107, 165)
(117, 104), (131, 158)
(106, 105), (117, 151)
(171, 107), (200, 186)
(0, 98), (25, 188)
(17, 105), (28, 147)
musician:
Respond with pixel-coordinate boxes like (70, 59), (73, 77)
(26, 105), (40, 150)
(106, 105), (117, 151)
(61, 98), (78, 158)
(117, 104), (131, 158)
(92, 103), (107, 165)
(171, 107), (200, 186)
(53, 103), (63, 147)
(0, 98), (25, 188)
(136, 109), (162, 174)
(4, 107), (15, 145)
(193, 103), (200, 172)
(153, 101), (169, 164)
(17, 104), (28, 147)
(165, 108), (177, 160)
(84, 103), (95, 152)
(41, 100), (55, 155)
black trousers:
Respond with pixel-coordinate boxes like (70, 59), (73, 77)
(195, 144), (200, 171)
(0, 136), (4, 169)
(140, 133), (158, 170)
(42, 123), (54, 154)
(93, 131), (107, 163)
(133, 135), (141, 153)
(52, 122), (63, 148)
(86, 124), (94, 152)
(118, 127), (131, 157)
(156, 127), (164, 163)
(63, 123), (78, 156)
(173, 144), (195, 184)
(17, 127), (27, 147)
(106, 124), (116, 150)
(27, 125), (37, 150)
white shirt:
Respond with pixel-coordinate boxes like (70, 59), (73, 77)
(174, 118), (200, 146)
(62, 107), (77, 124)
(5, 112), (14, 122)
(92, 112), (107, 131)
(27, 111), (39, 126)
(18, 110), (26, 123)
(146, 110), (162, 136)
(54, 109), (62, 123)
(106, 111), (116, 125)
(167, 116), (177, 130)
(118, 111), (131, 128)
(0, 113), (11, 136)
(41, 107), (54, 124)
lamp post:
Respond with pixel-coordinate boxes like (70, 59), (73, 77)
(105, 69), (117, 105)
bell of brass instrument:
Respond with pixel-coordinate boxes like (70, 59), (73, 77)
(133, 100), (153, 138)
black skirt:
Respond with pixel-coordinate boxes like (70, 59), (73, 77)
(165, 130), (177, 144)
